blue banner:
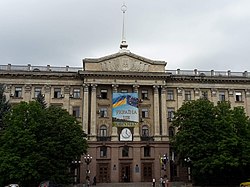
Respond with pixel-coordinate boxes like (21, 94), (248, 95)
(112, 93), (139, 127)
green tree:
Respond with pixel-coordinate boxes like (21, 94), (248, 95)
(172, 99), (250, 185)
(35, 92), (47, 109)
(0, 101), (88, 187)
(0, 84), (11, 131)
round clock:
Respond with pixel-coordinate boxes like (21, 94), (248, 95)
(121, 128), (132, 139)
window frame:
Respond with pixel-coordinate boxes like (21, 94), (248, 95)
(167, 90), (174, 100)
(14, 87), (22, 98)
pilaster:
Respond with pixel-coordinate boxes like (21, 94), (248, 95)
(90, 84), (97, 141)
(83, 84), (89, 134)
(153, 85), (160, 141)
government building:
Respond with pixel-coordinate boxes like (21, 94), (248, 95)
(1, 42), (250, 184)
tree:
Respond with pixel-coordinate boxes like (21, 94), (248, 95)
(172, 99), (250, 185)
(35, 93), (47, 109)
(0, 101), (88, 187)
(0, 84), (11, 131)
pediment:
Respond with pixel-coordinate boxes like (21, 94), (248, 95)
(83, 51), (167, 73)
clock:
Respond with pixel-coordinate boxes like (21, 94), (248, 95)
(120, 128), (132, 141)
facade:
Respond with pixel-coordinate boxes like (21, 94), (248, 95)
(1, 49), (250, 184)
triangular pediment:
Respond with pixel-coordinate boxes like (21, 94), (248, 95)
(83, 51), (167, 73)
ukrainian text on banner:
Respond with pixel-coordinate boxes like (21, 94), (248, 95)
(112, 93), (139, 127)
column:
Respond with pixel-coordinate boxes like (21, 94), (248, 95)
(82, 84), (89, 134)
(161, 86), (168, 140)
(153, 85), (160, 140)
(111, 84), (119, 141)
(133, 84), (140, 141)
(90, 84), (97, 141)
(63, 86), (71, 111)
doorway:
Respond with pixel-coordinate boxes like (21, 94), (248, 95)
(142, 163), (153, 182)
(120, 163), (131, 182)
(97, 163), (110, 183)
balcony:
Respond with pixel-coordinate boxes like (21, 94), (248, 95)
(140, 136), (154, 141)
(97, 136), (111, 142)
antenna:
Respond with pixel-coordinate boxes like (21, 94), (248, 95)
(120, 4), (128, 50)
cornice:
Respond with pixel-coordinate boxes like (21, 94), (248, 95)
(79, 71), (170, 80)
(168, 75), (250, 84)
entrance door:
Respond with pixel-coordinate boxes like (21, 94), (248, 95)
(120, 163), (131, 182)
(142, 163), (153, 182)
(97, 163), (110, 183)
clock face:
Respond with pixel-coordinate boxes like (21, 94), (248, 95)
(121, 128), (132, 140)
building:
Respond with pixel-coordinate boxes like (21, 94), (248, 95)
(1, 44), (250, 184)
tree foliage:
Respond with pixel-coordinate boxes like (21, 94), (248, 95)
(0, 101), (88, 186)
(0, 84), (11, 131)
(172, 99), (250, 185)
(35, 93), (47, 109)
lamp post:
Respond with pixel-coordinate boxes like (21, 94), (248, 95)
(184, 157), (191, 182)
(160, 154), (168, 187)
(84, 154), (92, 187)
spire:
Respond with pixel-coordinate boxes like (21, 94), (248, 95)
(120, 4), (128, 50)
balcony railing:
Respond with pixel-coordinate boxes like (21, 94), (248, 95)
(97, 136), (111, 141)
(0, 64), (249, 78)
(0, 64), (82, 72)
(141, 136), (154, 141)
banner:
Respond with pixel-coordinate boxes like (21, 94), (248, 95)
(112, 93), (139, 127)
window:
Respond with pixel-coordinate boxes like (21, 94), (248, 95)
(141, 90), (148, 100)
(54, 88), (61, 98)
(100, 125), (107, 137)
(100, 89), (108, 99)
(72, 106), (80, 118)
(122, 146), (129, 157)
(184, 90), (191, 101)
(73, 88), (81, 98)
(121, 89), (128, 93)
(167, 90), (174, 100)
(100, 107), (108, 117)
(34, 87), (42, 98)
(142, 126), (149, 137)
(219, 91), (225, 101)
(100, 146), (107, 157)
(201, 91), (208, 99)
(235, 91), (242, 102)
(144, 146), (150, 157)
(14, 87), (22, 98)
(142, 108), (149, 118)
(167, 108), (174, 121)
(169, 127), (175, 137)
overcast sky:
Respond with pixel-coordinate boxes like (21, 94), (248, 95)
(0, 0), (250, 72)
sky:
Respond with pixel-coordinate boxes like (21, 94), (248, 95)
(0, 0), (250, 72)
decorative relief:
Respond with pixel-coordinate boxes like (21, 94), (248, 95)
(25, 84), (32, 92)
(64, 86), (70, 94)
(228, 89), (234, 96)
(112, 84), (119, 93)
(44, 84), (51, 93)
(101, 57), (149, 72)
(177, 87), (183, 95)
(133, 84), (139, 93)
(211, 89), (217, 97)
(153, 85), (159, 94)
(83, 84), (89, 92)
(194, 88), (200, 96)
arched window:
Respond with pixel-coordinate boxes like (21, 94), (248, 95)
(100, 125), (107, 137)
(142, 125), (149, 137)
(169, 126), (175, 137)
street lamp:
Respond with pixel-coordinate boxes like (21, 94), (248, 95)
(161, 154), (168, 171)
(184, 157), (191, 182)
(84, 154), (92, 186)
